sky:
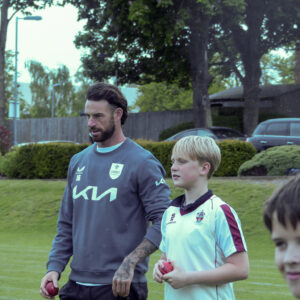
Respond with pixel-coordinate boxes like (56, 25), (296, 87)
(6, 5), (86, 84)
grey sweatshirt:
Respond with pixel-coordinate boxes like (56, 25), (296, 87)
(47, 138), (171, 284)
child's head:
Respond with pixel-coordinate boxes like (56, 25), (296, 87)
(172, 136), (221, 179)
(263, 175), (300, 232)
(263, 174), (300, 299)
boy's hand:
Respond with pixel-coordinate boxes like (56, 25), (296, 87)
(163, 261), (188, 289)
(153, 259), (167, 283)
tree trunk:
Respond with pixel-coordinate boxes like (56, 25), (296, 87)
(231, 0), (264, 135)
(0, 0), (10, 127)
(187, 3), (211, 128)
(241, 32), (262, 134)
(243, 80), (261, 135)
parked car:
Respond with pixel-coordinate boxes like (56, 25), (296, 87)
(246, 118), (300, 151)
(165, 127), (246, 141)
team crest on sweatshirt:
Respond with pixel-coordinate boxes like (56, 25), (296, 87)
(109, 163), (124, 179)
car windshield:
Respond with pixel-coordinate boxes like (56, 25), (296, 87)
(211, 128), (243, 138)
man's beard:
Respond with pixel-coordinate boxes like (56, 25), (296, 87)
(91, 117), (115, 143)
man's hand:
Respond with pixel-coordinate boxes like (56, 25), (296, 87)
(112, 238), (157, 297)
(112, 257), (135, 297)
(40, 271), (59, 299)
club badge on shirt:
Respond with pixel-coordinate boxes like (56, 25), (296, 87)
(196, 210), (205, 223)
(109, 163), (124, 180)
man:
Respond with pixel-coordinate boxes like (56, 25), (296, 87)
(40, 82), (171, 300)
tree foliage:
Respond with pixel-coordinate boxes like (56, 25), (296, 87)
(133, 82), (193, 112)
(72, 0), (247, 128)
(0, 0), (57, 126)
(71, 0), (300, 134)
(261, 50), (296, 85)
(214, 0), (300, 134)
(25, 61), (87, 118)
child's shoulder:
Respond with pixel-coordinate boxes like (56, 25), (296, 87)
(209, 194), (236, 213)
(209, 194), (226, 206)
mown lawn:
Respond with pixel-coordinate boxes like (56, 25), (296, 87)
(0, 178), (294, 300)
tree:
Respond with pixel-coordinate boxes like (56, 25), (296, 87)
(72, 67), (93, 116)
(25, 60), (84, 118)
(72, 0), (245, 127)
(0, 0), (10, 126)
(215, 0), (300, 134)
(0, 0), (53, 126)
(132, 75), (227, 112)
(4, 50), (14, 112)
(133, 82), (193, 112)
(260, 50), (295, 85)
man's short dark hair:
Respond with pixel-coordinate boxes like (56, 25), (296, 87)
(263, 174), (300, 232)
(86, 82), (128, 125)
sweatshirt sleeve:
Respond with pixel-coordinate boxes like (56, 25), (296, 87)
(46, 161), (74, 274)
(136, 156), (171, 247)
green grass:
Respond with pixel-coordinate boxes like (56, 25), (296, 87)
(0, 178), (294, 300)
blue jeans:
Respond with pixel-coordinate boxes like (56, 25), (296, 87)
(59, 280), (148, 300)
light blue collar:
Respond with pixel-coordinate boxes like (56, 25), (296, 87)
(96, 141), (124, 153)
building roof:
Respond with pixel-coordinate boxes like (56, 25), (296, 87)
(209, 84), (300, 101)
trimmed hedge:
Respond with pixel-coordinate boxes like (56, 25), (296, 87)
(215, 140), (257, 177)
(238, 145), (300, 176)
(137, 139), (256, 178)
(0, 143), (89, 179)
(0, 140), (256, 179)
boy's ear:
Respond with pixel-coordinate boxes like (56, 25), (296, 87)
(199, 162), (211, 176)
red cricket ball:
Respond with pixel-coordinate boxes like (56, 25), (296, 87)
(159, 261), (174, 275)
(46, 281), (59, 297)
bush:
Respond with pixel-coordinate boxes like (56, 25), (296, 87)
(238, 145), (300, 176)
(139, 139), (256, 178)
(1, 140), (256, 179)
(0, 150), (18, 177)
(1, 143), (89, 179)
(212, 113), (243, 132)
(215, 140), (257, 177)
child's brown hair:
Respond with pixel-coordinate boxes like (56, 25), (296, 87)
(263, 174), (300, 231)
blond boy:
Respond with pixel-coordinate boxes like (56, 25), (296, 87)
(153, 136), (249, 299)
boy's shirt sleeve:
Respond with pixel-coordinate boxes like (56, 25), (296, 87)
(215, 204), (247, 258)
(136, 156), (171, 248)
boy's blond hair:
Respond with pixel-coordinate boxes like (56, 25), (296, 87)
(172, 136), (221, 179)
